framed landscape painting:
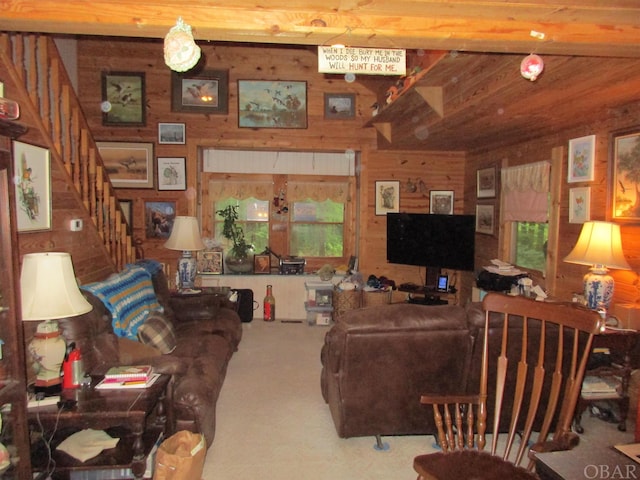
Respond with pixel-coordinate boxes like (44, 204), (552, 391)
(238, 80), (307, 129)
(475, 204), (494, 234)
(611, 129), (640, 219)
(477, 167), (496, 198)
(324, 93), (356, 119)
(97, 141), (154, 189)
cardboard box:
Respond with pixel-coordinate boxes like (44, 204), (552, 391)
(611, 303), (640, 330)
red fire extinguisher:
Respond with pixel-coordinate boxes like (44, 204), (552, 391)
(62, 342), (84, 389)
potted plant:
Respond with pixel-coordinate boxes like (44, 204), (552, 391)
(216, 205), (254, 273)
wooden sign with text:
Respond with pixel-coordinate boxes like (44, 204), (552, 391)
(317, 46), (406, 76)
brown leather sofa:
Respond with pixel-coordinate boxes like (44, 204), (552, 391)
(320, 300), (585, 439)
(56, 261), (242, 447)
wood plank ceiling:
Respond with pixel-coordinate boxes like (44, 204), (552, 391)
(1, 1), (640, 151)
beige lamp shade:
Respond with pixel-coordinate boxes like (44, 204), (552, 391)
(564, 221), (631, 270)
(164, 216), (206, 252)
(21, 252), (93, 321)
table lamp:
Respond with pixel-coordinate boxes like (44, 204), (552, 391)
(564, 221), (631, 310)
(164, 216), (205, 292)
(20, 252), (93, 394)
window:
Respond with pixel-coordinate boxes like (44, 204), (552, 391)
(512, 221), (548, 272)
(500, 161), (551, 273)
(213, 197), (270, 254)
(202, 172), (354, 270)
(291, 199), (344, 257)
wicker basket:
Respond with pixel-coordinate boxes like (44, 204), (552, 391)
(333, 289), (362, 321)
(362, 290), (392, 307)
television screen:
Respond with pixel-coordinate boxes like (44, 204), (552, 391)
(386, 213), (475, 272)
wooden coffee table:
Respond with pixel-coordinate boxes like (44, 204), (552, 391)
(28, 374), (170, 479)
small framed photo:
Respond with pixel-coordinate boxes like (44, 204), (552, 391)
(101, 71), (145, 126)
(610, 128), (640, 220)
(144, 200), (176, 239)
(119, 199), (133, 234)
(477, 167), (496, 198)
(375, 180), (400, 215)
(429, 190), (454, 215)
(13, 141), (52, 232)
(475, 204), (495, 235)
(569, 187), (591, 224)
(171, 69), (229, 114)
(568, 135), (596, 183)
(254, 254), (271, 274)
(324, 93), (356, 119)
(238, 80), (307, 129)
(96, 141), (154, 189)
(197, 250), (224, 275)
(158, 123), (185, 144)
(157, 157), (186, 191)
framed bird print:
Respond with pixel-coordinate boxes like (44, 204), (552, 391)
(96, 141), (154, 189)
(611, 128), (640, 220)
(101, 71), (146, 126)
(171, 69), (229, 114)
(237, 80), (307, 129)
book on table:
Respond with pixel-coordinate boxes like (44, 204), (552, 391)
(95, 372), (161, 390)
(104, 365), (153, 381)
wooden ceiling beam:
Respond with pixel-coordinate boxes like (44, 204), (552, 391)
(0, 1), (639, 58)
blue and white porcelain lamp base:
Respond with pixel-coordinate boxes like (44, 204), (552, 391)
(583, 265), (614, 311)
(177, 250), (197, 291)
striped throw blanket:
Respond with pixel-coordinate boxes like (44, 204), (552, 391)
(82, 265), (162, 340)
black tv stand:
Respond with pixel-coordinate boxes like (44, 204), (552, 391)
(407, 294), (447, 306)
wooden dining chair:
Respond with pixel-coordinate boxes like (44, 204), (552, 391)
(413, 293), (603, 479)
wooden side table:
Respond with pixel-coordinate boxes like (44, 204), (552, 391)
(28, 374), (170, 479)
(574, 328), (639, 433)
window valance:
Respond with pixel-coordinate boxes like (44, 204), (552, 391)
(501, 161), (550, 222)
(288, 181), (349, 203)
(208, 180), (272, 200)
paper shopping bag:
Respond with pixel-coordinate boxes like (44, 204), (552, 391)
(153, 430), (206, 480)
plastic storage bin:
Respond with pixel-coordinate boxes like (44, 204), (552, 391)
(305, 302), (333, 326)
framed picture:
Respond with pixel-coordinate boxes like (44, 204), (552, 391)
(238, 80), (307, 129)
(171, 69), (229, 114)
(375, 180), (400, 215)
(254, 254), (271, 274)
(568, 134), (596, 183)
(101, 71), (145, 126)
(197, 250), (224, 275)
(96, 141), (154, 189)
(13, 141), (51, 232)
(477, 167), (496, 198)
(569, 187), (591, 224)
(324, 93), (356, 119)
(157, 157), (186, 191)
(611, 129), (640, 219)
(475, 204), (495, 235)
(144, 200), (176, 239)
(119, 199), (132, 234)
(429, 190), (454, 215)
(158, 123), (185, 144)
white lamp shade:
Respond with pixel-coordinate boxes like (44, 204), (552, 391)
(21, 252), (93, 321)
(164, 216), (206, 251)
(564, 221), (631, 270)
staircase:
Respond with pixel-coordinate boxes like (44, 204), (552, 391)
(0, 33), (134, 269)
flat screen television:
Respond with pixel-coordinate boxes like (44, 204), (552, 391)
(386, 213), (476, 275)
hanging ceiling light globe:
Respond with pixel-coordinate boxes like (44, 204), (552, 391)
(520, 54), (544, 81)
(164, 17), (201, 72)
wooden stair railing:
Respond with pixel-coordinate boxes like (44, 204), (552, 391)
(0, 33), (134, 269)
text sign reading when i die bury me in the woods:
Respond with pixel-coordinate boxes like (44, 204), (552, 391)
(317, 46), (406, 75)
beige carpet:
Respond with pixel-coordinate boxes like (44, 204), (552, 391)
(202, 319), (634, 480)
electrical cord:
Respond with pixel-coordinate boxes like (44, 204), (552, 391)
(33, 401), (65, 479)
